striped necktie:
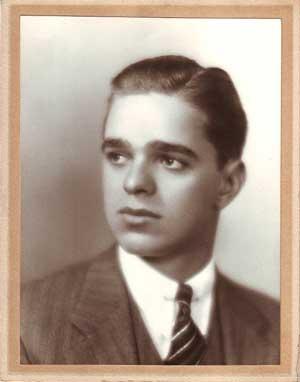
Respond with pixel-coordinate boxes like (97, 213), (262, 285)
(164, 283), (207, 365)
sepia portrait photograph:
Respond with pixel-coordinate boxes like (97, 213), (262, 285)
(1, 1), (299, 382)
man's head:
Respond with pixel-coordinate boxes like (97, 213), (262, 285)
(101, 55), (247, 267)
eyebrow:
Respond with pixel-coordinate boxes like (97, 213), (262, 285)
(101, 138), (131, 152)
(149, 141), (198, 160)
(101, 138), (198, 160)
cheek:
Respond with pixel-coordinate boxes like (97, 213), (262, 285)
(161, 173), (220, 214)
(102, 167), (124, 207)
(102, 164), (124, 189)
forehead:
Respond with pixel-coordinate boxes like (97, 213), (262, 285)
(104, 93), (208, 148)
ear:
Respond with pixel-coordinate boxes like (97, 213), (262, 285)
(216, 160), (246, 210)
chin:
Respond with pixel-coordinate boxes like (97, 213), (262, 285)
(116, 232), (168, 257)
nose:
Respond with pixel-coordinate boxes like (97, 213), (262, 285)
(123, 159), (156, 196)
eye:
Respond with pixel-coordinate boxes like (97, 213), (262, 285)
(159, 156), (186, 171)
(105, 152), (128, 166)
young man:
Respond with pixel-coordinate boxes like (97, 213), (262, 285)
(21, 55), (279, 365)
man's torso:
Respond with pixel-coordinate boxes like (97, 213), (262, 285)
(21, 246), (280, 365)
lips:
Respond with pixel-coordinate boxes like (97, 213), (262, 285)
(119, 207), (161, 219)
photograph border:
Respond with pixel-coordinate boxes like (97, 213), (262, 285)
(1, 1), (299, 381)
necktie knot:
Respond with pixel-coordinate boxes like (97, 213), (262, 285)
(176, 283), (193, 304)
(176, 284), (192, 319)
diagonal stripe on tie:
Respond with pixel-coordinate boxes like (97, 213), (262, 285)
(172, 320), (192, 341)
(167, 332), (197, 361)
(164, 283), (207, 365)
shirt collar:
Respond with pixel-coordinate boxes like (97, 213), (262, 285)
(118, 246), (216, 306)
(118, 246), (178, 307)
(186, 257), (216, 301)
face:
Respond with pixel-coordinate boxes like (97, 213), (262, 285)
(102, 92), (224, 258)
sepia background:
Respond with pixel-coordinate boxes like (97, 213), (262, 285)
(20, 16), (281, 299)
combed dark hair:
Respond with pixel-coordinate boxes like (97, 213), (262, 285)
(108, 55), (247, 167)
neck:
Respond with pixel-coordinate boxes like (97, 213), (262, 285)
(142, 228), (216, 282)
(144, 253), (211, 282)
(120, 219), (219, 282)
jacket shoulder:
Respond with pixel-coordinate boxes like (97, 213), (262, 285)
(217, 272), (280, 363)
(21, 258), (95, 363)
(21, 259), (91, 318)
(218, 272), (280, 325)
(21, 247), (118, 364)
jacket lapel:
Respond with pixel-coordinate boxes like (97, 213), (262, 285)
(70, 246), (138, 364)
(129, 298), (163, 365)
(201, 299), (225, 365)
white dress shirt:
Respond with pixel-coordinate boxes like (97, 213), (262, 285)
(118, 247), (216, 359)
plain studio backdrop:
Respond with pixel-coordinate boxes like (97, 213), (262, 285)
(20, 17), (281, 299)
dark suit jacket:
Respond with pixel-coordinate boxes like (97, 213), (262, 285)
(21, 246), (280, 365)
